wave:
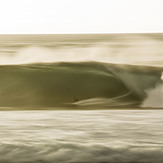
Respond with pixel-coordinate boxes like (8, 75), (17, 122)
(0, 62), (162, 109)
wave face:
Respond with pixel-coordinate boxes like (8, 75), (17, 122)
(0, 62), (162, 109)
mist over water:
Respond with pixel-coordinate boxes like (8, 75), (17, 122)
(0, 34), (163, 67)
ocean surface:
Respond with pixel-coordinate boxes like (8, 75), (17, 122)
(0, 110), (163, 163)
(0, 34), (163, 162)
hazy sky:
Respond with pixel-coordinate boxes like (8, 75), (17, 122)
(0, 0), (163, 34)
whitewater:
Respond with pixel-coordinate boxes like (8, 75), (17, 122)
(0, 34), (163, 163)
(0, 110), (163, 163)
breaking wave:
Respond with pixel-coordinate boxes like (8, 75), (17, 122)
(0, 62), (162, 109)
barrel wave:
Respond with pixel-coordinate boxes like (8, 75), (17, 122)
(0, 62), (162, 109)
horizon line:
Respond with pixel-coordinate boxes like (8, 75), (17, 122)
(0, 32), (163, 35)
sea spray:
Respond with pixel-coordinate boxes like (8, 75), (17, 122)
(0, 35), (163, 67)
(141, 72), (163, 108)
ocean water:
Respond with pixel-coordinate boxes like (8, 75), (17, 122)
(0, 110), (163, 163)
(0, 34), (163, 162)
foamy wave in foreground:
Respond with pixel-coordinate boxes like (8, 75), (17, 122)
(0, 110), (163, 163)
(1, 143), (163, 163)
